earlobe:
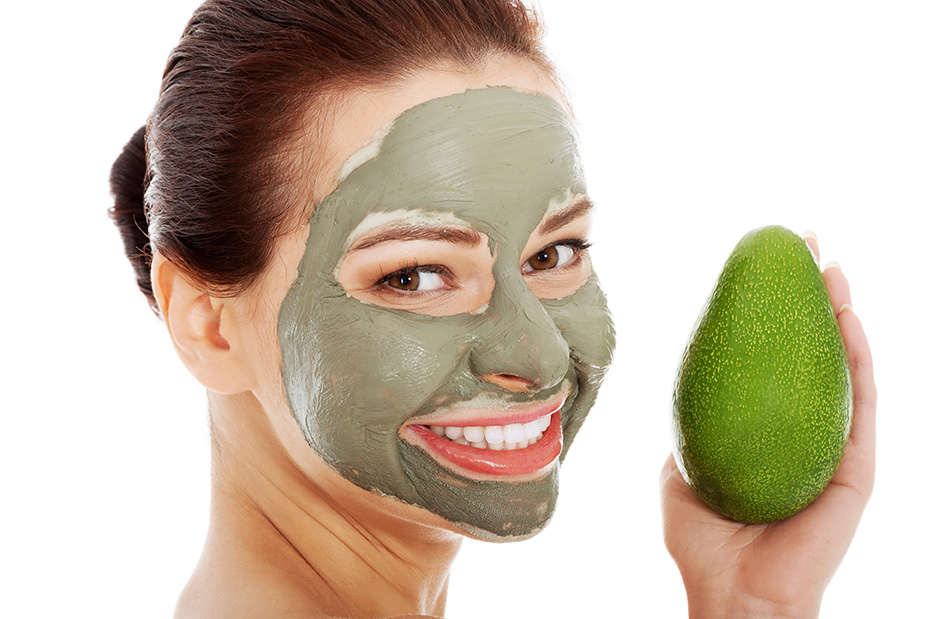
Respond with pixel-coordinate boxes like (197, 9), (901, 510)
(151, 253), (252, 394)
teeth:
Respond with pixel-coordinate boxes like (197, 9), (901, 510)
(503, 423), (525, 444)
(463, 426), (485, 443)
(524, 419), (540, 438)
(484, 425), (504, 444)
(427, 414), (553, 450)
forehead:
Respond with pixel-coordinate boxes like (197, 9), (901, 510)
(313, 88), (586, 246)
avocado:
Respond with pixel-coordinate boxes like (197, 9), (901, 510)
(672, 226), (852, 523)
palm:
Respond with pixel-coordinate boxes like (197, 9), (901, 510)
(661, 236), (876, 616)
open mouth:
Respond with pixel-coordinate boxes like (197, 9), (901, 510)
(401, 397), (566, 480)
(426, 414), (553, 450)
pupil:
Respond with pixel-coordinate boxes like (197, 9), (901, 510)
(390, 270), (419, 290)
(529, 248), (557, 271)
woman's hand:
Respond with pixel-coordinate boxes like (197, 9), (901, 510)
(660, 234), (876, 618)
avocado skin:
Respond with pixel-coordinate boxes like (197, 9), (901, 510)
(673, 226), (852, 524)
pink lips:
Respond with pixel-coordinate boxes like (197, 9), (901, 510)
(401, 392), (567, 479)
(404, 413), (563, 478)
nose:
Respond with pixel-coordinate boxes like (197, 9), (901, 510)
(468, 274), (571, 392)
(478, 373), (534, 393)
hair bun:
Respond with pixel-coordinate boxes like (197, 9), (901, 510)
(109, 125), (158, 314)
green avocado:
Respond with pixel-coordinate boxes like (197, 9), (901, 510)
(672, 226), (852, 523)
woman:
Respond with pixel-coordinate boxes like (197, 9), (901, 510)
(110, 1), (875, 616)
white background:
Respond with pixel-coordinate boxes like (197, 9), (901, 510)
(2, 1), (924, 616)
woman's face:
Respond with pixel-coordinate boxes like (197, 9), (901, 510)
(267, 64), (614, 540)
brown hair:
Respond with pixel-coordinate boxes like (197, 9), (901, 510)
(109, 0), (554, 315)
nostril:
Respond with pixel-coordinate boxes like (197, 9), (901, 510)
(477, 372), (534, 393)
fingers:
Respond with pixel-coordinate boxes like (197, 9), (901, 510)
(803, 230), (821, 263)
(823, 263), (853, 314)
(821, 260), (876, 456)
(659, 454), (695, 518)
(659, 452), (731, 527)
(812, 238), (876, 508)
(781, 253), (875, 554)
(806, 230), (852, 314)
(659, 452), (679, 488)
(659, 454), (693, 515)
(836, 304), (877, 499)
(839, 306), (877, 442)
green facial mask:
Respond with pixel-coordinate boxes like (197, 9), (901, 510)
(278, 88), (615, 540)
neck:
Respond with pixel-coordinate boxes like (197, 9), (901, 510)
(180, 391), (462, 618)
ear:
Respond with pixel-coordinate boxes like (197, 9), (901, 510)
(151, 253), (254, 394)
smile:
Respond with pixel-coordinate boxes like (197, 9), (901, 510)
(426, 414), (553, 450)
(400, 393), (567, 480)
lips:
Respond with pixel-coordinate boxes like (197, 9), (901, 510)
(401, 393), (566, 479)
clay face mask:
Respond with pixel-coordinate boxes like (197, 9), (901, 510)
(278, 88), (615, 540)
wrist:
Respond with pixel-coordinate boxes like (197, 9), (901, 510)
(685, 585), (822, 619)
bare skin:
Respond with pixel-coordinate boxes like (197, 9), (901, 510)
(175, 390), (461, 618)
(661, 233), (876, 618)
(151, 56), (874, 618)
(154, 58), (569, 618)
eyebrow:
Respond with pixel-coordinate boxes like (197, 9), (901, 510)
(538, 196), (595, 235)
(350, 225), (483, 251)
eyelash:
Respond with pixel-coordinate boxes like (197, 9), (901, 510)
(374, 262), (453, 292)
(548, 237), (592, 255)
(523, 237), (591, 272)
(373, 237), (592, 294)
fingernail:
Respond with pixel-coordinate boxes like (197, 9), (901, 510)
(824, 261), (841, 271)
(837, 302), (853, 316)
(803, 232), (821, 267)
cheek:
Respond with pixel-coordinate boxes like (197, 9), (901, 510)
(541, 278), (616, 450)
(282, 296), (471, 449)
(320, 337), (439, 420)
(545, 280), (615, 374)
(278, 294), (488, 499)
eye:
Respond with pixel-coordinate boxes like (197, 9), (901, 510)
(378, 265), (450, 292)
(522, 239), (590, 274)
